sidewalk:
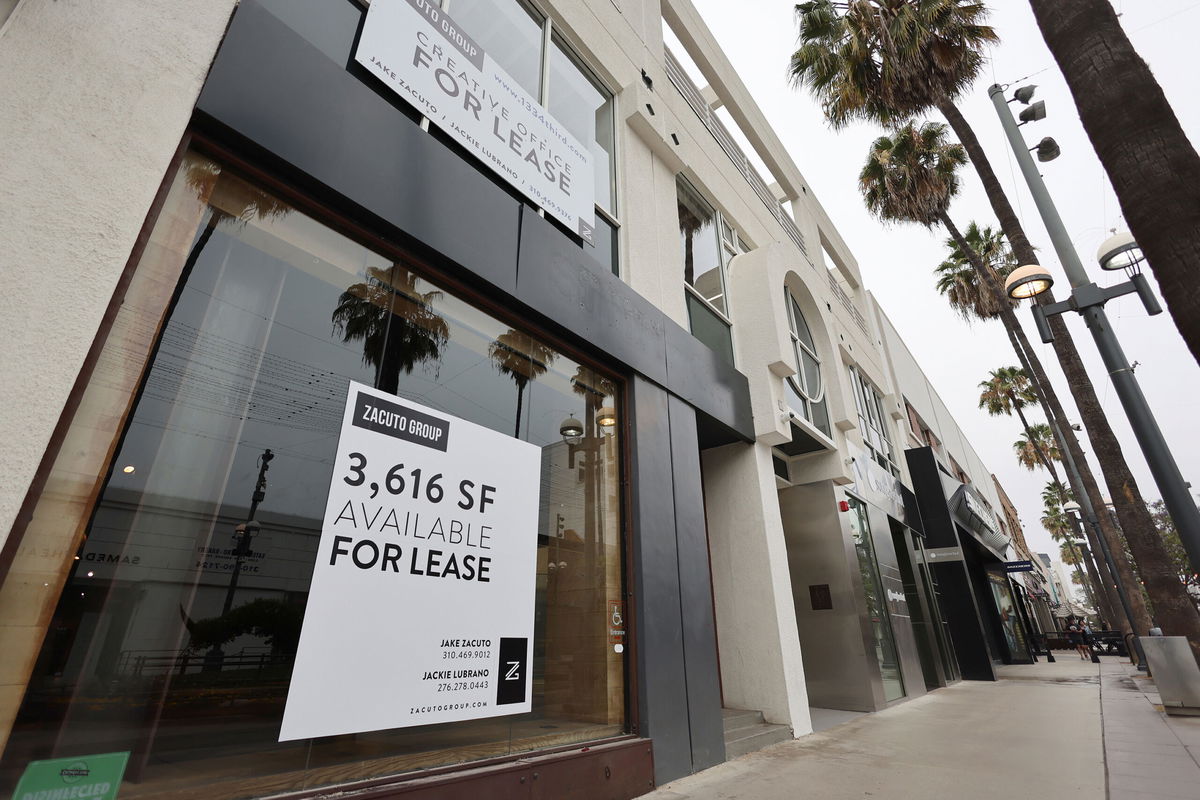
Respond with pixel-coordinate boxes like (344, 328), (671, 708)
(647, 656), (1200, 799)
(1097, 657), (1200, 798)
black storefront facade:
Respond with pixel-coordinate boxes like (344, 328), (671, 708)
(0, 2), (748, 798)
(905, 448), (1036, 681)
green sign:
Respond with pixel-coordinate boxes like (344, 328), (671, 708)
(12, 751), (129, 800)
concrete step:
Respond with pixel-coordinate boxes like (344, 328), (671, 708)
(721, 707), (792, 759)
(721, 707), (764, 732)
(724, 722), (793, 759)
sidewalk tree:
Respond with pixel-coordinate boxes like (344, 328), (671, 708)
(1013, 424), (1060, 472)
(1028, 0), (1200, 367)
(934, 222), (1014, 322)
(793, 0), (1198, 648)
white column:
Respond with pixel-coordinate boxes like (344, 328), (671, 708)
(702, 439), (811, 735)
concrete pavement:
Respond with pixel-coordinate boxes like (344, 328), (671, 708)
(646, 656), (1200, 799)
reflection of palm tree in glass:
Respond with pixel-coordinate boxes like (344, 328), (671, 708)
(488, 330), (555, 437)
(184, 159), (290, 278)
(678, 203), (706, 288)
(332, 264), (450, 395)
(570, 366), (615, 411)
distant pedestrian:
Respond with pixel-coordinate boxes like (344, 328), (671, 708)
(1066, 618), (1089, 660)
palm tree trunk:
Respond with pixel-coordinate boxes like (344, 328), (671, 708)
(1028, 0), (1200, 367)
(1061, 532), (1108, 625)
(931, 102), (1197, 648)
(1009, 398), (1119, 622)
(513, 379), (526, 438)
(938, 210), (1144, 636)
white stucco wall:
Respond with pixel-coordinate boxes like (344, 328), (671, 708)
(702, 441), (812, 735)
(0, 0), (238, 550)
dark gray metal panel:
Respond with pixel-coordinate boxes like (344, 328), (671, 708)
(196, 1), (755, 442)
(664, 322), (754, 441)
(931, 561), (997, 681)
(515, 209), (669, 388)
(665, 399), (726, 768)
(629, 378), (691, 784)
(666, 395), (726, 771)
(195, 0), (522, 295)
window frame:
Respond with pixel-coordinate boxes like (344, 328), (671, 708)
(440, 0), (621, 273)
(848, 365), (900, 477)
(676, 175), (735, 324)
(0, 136), (640, 797)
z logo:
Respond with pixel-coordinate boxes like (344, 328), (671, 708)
(505, 661), (521, 681)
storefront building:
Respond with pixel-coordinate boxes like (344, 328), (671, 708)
(0, 0), (1052, 797)
(0, 0), (765, 796)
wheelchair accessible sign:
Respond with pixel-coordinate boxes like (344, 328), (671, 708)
(12, 751), (129, 800)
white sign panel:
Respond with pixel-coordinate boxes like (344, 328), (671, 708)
(355, 0), (596, 243)
(280, 381), (540, 741)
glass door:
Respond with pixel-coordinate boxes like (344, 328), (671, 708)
(846, 498), (904, 702)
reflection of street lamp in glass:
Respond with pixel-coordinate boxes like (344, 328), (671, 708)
(205, 449), (273, 671)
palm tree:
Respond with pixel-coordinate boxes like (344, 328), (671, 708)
(1028, 0), (1200, 367)
(978, 365), (1038, 440)
(860, 119), (1154, 638)
(331, 263), (450, 395)
(934, 223), (1015, 322)
(1013, 424), (1060, 472)
(793, 0), (1195, 648)
(488, 330), (556, 438)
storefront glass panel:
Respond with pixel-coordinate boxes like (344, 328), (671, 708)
(847, 498), (904, 702)
(0, 151), (626, 799)
(987, 572), (1030, 663)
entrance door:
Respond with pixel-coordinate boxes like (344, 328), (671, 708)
(847, 498), (904, 702)
(911, 533), (961, 683)
(890, 522), (941, 690)
(986, 572), (1033, 664)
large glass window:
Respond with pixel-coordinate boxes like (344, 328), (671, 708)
(449, 0), (619, 273)
(784, 293), (830, 437)
(847, 498), (905, 702)
(849, 366), (899, 476)
(0, 151), (626, 799)
(678, 177), (741, 364)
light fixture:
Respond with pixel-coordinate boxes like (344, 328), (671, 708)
(1096, 231), (1145, 274)
(596, 406), (617, 435)
(559, 416), (584, 445)
(1033, 137), (1060, 162)
(1018, 101), (1046, 125)
(1012, 85), (1037, 104)
(1004, 264), (1054, 300)
(122, 465), (135, 474)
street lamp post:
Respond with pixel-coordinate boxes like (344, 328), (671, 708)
(990, 83), (1200, 579)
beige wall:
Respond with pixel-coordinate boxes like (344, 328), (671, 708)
(0, 0), (238, 553)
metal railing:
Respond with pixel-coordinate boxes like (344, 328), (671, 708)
(664, 49), (873, 335)
(664, 48), (808, 258)
(828, 272), (870, 334)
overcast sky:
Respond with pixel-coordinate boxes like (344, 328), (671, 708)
(686, 0), (1200, 588)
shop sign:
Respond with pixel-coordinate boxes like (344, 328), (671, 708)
(356, 0), (596, 243)
(280, 381), (540, 741)
(848, 444), (906, 522)
(1004, 560), (1035, 573)
(12, 751), (129, 800)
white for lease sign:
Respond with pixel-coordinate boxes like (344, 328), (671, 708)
(355, 0), (597, 243)
(279, 381), (540, 741)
